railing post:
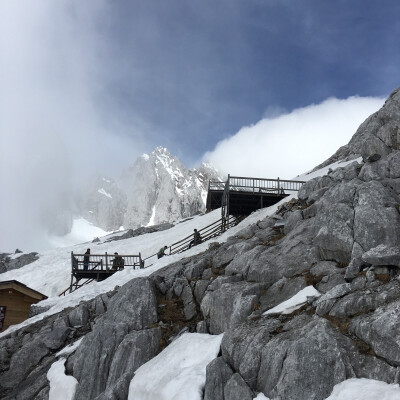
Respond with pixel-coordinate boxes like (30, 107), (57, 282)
(226, 175), (230, 220)
(277, 177), (280, 194)
(105, 252), (108, 270)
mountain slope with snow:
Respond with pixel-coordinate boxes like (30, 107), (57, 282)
(73, 148), (222, 236)
(3, 88), (400, 400)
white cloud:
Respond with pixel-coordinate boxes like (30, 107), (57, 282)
(203, 96), (385, 179)
(0, 1), (144, 252)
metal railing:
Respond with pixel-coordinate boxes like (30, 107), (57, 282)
(227, 176), (305, 193)
(168, 215), (240, 255)
(71, 252), (144, 272)
(208, 180), (226, 191)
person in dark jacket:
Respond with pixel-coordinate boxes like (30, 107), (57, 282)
(112, 252), (125, 270)
(157, 246), (168, 259)
(189, 229), (202, 248)
(83, 248), (90, 270)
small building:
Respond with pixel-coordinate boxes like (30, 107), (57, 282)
(0, 280), (47, 332)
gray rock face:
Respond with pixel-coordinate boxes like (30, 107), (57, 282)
(201, 281), (263, 334)
(103, 222), (174, 244)
(204, 357), (234, 400)
(0, 290), (116, 399)
(224, 373), (253, 400)
(121, 147), (222, 228)
(0, 251), (39, 273)
(259, 276), (307, 313)
(72, 278), (158, 400)
(350, 299), (400, 366)
(362, 244), (400, 266)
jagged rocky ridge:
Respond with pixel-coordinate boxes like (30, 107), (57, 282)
(0, 251), (39, 274)
(77, 147), (222, 232)
(1, 87), (400, 399)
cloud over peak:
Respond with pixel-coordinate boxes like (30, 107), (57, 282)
(203, 96), (384, 179)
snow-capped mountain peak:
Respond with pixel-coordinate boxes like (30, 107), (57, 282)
(121, 147), (222, 228)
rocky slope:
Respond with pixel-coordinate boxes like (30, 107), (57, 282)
(1, 88), (400, 399)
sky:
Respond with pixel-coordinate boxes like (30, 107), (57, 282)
(0, 0), (399, 251)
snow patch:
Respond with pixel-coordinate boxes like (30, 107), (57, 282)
(98, 188), (112, 199)
(47, 359), (79, 400)
(141, 153), (149, 161)
(128, 333), (223, 400)
(294, 157), (363, 181)
(264, 286), (321, 315)
(325, 378), (400, 400)
(48, 218), (110, 249)
(254, 394), (270, 400)
(56, 337), (84, 358)
(146, 206), (156, 227)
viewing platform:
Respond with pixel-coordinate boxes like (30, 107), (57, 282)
(60, 252), (144, 295)
(206, 175), (305, 218)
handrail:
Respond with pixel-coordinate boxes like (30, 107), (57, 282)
(227, 175), (305, 184)
(169, 218), (222, 251)
(227, 176), (304, 193)
(58, 278), (95, 297)
(168, 215), (240, 255)
(71, 252), (144, 271)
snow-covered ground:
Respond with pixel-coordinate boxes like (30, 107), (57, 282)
(0, 157), (361, 338)
(128, 333), (223, 400)
(48, 218), (112, 248)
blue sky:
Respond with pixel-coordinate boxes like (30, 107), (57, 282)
(92, 0), (400, 164)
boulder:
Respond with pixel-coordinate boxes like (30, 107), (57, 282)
(362, 244), (400, 266)
(350, 299), (400, 366)
(204, 357), (234, 400)
(201, 281), (264, 334)
(224, 373), (253, 400)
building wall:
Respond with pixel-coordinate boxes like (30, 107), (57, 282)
(0, 289), (39, 332)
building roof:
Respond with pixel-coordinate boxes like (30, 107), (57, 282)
(0, 280), (48, 301)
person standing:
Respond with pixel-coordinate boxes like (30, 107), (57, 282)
(112, 252), (125, 270)
(189, 229), (202, 248)
(157, 246), (168, 259)
(83, 248), (90, 270)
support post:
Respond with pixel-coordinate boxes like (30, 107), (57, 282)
(105, 252), (108, 270)
(226, 174), (230, 221)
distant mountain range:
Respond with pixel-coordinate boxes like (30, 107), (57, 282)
(75, 147), (223, 232)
